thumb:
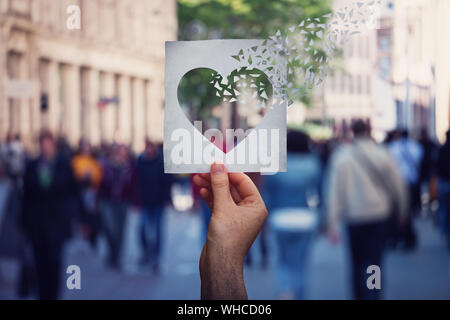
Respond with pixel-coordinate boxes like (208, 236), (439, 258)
(210, 163), (232, 208)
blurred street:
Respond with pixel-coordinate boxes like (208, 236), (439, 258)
(0, 0), (449, 302)
(1, 207), (449, 300)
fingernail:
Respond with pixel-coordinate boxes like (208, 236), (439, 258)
(211, 163), (225, 174)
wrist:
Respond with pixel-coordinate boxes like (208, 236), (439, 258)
(199, 246), (247, 300)
(202, 239), (245, 269)
(201, 246), (243, 271)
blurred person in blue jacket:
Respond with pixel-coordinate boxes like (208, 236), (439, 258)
(388, 129), (423, 250)
(263, 130), (322, 300)
(0, 157), (13, 249)
(136, 141), (173, 274)
(98, 144), (134, 270)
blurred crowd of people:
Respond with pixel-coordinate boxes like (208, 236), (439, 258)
(260, 121), (450, 300)
(0, 121), (449, 300)
(0, 131), (172, 300)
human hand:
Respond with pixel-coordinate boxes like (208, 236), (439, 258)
(193, 163), (268, 299)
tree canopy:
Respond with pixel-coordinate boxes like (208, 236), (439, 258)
(178, 0), (332, 40)
(177, 0), (333, 108)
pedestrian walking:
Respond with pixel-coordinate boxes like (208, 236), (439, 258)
(135, 141), (172, 274)
(263, 130), (322, 299)
(21, 131), (82, 300)
(326, 120), (408, 300)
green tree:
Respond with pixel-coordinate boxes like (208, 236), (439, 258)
(177, 0), (333, 114)
(178, 67), (273, 126)
(178, 0), (332, 40)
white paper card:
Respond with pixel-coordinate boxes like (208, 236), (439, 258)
(164, 40), (287, 174)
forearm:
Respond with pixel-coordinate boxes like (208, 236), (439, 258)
(194, 166), (267, 300)
(199, 245), (247, 300)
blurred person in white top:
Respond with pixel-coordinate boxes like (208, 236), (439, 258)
(325, 119), (408, 300)
(0, 132), (25, 186)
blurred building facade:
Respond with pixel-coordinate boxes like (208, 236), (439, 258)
(306, 0), (387, 140)
(392, 0), (450, 143)
(323, 30), (378, 137)
(306, 0), (449, 142)
(0, 0), (177, 150)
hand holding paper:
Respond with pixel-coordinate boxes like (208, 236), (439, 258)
(164, 40), (287, 174)
(194, 163), (268, 300)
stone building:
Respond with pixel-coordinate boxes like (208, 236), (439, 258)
(305, 0), (380, 139)
(0, 0), (177, 151)
(392, 0), (450, 143)
(306, 0), (449, 142)
(321, 29), (378, 137)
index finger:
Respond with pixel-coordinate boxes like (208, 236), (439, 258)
(228, 172), (261, 201)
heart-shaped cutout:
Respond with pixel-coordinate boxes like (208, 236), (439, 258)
(177, 67), (273, 153)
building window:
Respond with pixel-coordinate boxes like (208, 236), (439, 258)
(114, 74), (120, 134)
(80, 67), (89, 137)
(366, 37), (371, 59)
(357, 75), (362, 94)
(348, 39), (353, 58)
(6, 51), (22, 134)
(58, 64), (64, 106)
(144, 80), (150, 139)
(340, 72), (346, 92)
(348, 75), (354, 94)
(99, 71), (104, 99)
(359, 36), (365, 58)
